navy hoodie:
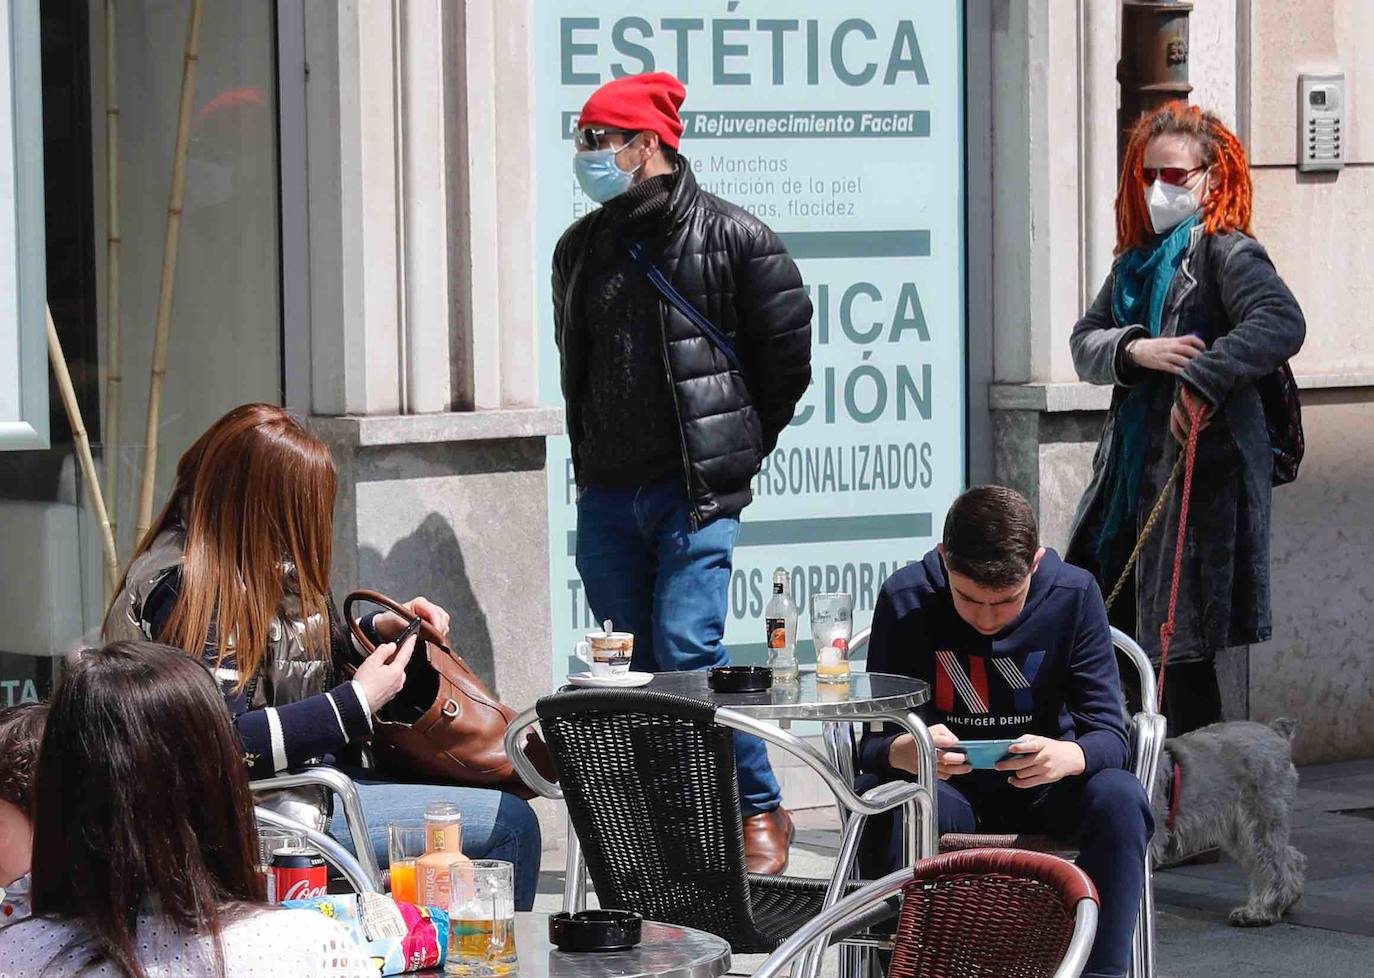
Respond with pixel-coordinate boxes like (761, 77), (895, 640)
(858, 548), (1129, 782)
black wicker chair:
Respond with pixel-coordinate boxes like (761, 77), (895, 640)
(508, 688), (933, 957)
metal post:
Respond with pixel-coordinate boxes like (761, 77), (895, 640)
(562, 810), (587, 913)
(1118, 1), (1193, 162)
(822, 720), (858, 827)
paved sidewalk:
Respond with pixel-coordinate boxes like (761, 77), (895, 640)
(535, 759), (1374, 976)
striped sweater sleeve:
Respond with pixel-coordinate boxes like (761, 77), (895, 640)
(230, 682), (371, 777)
(143, 576), (374, 778)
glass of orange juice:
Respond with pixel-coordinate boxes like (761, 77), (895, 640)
(388, 822), (426, 904)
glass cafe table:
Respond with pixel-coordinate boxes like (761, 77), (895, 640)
(417, 912), (731, 978)
(643, 669), (935, 856)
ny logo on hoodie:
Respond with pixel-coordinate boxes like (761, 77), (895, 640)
(934, 650), (1047, 717)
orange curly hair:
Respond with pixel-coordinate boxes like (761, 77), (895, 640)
(1115, 101), (1252, 254)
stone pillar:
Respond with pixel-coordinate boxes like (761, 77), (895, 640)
(399, 0), (453, 414)
(293, 0), (565, 839)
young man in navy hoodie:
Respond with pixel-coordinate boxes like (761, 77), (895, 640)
(858, 486), (1152, 978)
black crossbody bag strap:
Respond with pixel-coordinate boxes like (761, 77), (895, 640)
(624, 240), (743, 372)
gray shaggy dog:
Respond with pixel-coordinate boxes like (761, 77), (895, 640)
(1150, 718), (1306, 926)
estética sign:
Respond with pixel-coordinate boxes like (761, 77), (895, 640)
(536, 2), (966, 674)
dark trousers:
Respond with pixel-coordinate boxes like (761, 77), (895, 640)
(1120, 656), (1222, 737)
(574, 481), (781, 815)
(1107, 564), (1222, 737)
(858, 768), (1153, 978)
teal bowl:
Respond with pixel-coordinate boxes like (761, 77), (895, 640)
(953, 738), (1022, 769)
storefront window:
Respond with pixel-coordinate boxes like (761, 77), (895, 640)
(0, 0), (281, 701)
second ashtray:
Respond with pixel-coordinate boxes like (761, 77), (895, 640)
(708, 665), (773, 692)
(549, 909), (643, 952)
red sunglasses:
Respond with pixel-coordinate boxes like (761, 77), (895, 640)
(1142, 165), (1205, 186)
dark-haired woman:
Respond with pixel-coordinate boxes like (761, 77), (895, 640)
(0, 642), (372, 978)
(1067, 102), (1305, 735)
(103, 403), (541, 909)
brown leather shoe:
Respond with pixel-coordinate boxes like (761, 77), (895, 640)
(743, 807), (794, 875)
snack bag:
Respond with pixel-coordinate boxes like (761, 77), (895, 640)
(284, 894), (450, 975)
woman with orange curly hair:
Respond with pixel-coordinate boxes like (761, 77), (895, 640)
(1067, 103), (1305, 737)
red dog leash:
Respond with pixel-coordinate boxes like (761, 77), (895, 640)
(1168, 758), (1184, 831)
(1156, 396), (1205, 709)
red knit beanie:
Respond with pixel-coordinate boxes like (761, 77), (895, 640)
(577, 72), (687, 150)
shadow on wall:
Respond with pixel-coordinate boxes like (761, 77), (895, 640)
(358, 512), (498, 696)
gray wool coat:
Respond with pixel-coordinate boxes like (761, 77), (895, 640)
(1066, 227), (1306, 664)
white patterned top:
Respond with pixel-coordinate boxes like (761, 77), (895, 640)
(0, 907), (375, 978)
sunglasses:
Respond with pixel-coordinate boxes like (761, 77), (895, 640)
(1142, 165), (1205, 187)
(574, 127), (638, 152)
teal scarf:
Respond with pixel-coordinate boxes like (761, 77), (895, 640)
(1095, 214), (1200, 570)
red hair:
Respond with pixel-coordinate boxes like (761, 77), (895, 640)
(1115, 101), (1252, 254)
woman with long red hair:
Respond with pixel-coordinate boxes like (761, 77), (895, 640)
(1068, 103), (1305, 737)
(102, 404), (541, 909)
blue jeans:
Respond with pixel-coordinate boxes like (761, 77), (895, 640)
(328, 778), (542, 911)
(575, 481), (783, 816)
(857, 768), (1152, 978)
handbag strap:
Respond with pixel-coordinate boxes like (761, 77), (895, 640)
(243, 667), (263, 707)
(624, 241), (744, 372)
(342, 589), (449, 655)
(342, 589), (509, 715)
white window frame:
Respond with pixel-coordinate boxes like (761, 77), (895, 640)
(0, 0), (47, 451)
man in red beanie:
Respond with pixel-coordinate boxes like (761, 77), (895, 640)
(553, 72), (812, 874)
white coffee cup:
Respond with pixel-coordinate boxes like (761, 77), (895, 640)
(575, 630), (634, 677)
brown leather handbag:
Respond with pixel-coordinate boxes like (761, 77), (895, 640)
(341, 590), (556, 798)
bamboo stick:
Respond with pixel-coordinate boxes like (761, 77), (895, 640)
(103, 0), (122, 553)
(48, 306), (120, 598)
(135, 0), (203, 543)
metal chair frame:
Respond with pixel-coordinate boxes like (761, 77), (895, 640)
(751, 862), (1099, 978)
(250, 765), (384, 891)
(253, 804), (377, 894)
(845, 624), (1165, 978)
(505, 697), (937, 978)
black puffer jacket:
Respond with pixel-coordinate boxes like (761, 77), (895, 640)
(553, 162), (813, 527)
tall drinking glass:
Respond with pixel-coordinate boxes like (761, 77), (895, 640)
(445, 860), (518, 977)
(387, 822), (426, 905)
(810, 592), (855, 682)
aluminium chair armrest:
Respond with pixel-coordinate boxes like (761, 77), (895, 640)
(250, 765), (381, 890)
(254, 805), (377, 895)
(504, 707), (563, 800)
(1130, 711), (1168, 795)
(859, 777), (934, 814)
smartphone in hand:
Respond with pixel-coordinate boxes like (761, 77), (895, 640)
(387, 616), (424, 663)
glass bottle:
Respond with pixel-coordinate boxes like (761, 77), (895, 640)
(417, 802), (471, 907)
(765, 569), (799, 683)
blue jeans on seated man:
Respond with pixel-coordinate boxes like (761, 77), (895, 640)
(574, 480), (782, 817)
(856, 767), (1153, 978)
(328, 778), (543, 911)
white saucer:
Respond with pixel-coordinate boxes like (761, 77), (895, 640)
(566, 671), (654, 689)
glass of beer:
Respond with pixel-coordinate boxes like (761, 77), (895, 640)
(810, 592), (855, 682)
(387, 822), (426, 905)
(445, 860), (517, 977)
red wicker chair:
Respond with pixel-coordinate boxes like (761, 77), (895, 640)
(753, 849), (1100, 978)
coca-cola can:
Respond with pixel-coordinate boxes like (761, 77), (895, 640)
(268, 847), (327, 903)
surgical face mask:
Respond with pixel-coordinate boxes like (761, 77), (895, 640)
(1145, 169), (1208, 235)
(572, 135), (644, 203)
